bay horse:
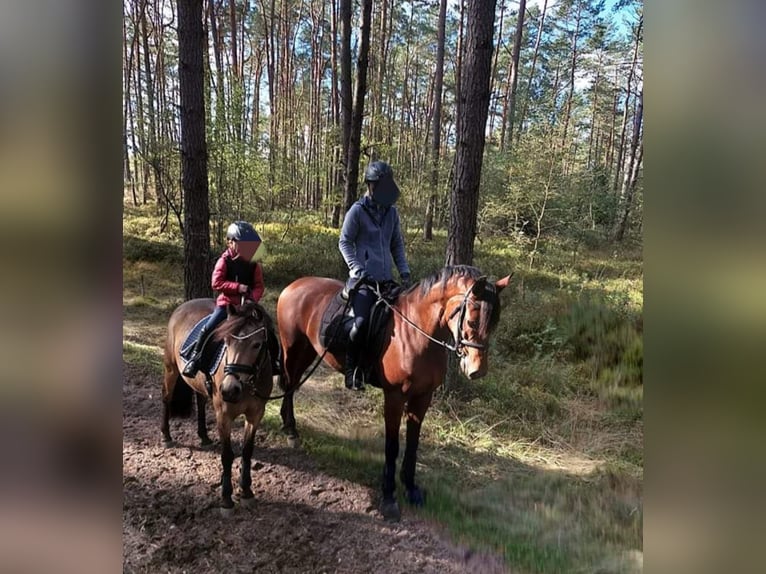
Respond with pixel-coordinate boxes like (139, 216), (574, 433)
(276, 265), (511, 520)
(162, 299), (273, 513)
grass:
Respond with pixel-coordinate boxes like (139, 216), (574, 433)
(123, 203), (643, 573)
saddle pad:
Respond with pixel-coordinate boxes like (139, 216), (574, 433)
(179, 315), (226, 375)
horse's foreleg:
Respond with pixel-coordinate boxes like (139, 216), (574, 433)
(196, 392), (212, 447)
(400, 391), (433, 507)
(217, 414), (235, 511)
(380, 393), (405, 521)
(239, 419), (256, 502)
(240, 404), (265, 503)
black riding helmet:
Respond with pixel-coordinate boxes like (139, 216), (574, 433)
(363, 160), (400, 207)
(226, 221), (261, 242)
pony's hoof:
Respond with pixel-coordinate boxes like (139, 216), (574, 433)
(240, 495), (256, 507)
(162, 439), (175, 448)
(199, 437), (213, 449)
(220, 504), (235, 517)
(380, 499), (401, 522)
(286, 435), (300, 449)
(405, 486), (426, 507)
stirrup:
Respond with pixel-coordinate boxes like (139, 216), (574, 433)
(345, 366), (365, 391)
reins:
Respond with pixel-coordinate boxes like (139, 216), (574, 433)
(371, 281), (486, 356)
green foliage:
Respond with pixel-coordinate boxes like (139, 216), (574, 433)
(561, 294), (643, 407)
(123, 235), (183, 264)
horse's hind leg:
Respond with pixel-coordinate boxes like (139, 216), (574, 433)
(239, 403), (265, 505)
(280, 337), (317, 446)
(196, 392), (212, 447)
(161, 366), (176, 447)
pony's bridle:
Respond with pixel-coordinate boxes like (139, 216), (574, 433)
(221, 326), (269, 396)
(372, 282), (487, 357)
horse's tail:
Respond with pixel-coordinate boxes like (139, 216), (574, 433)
(169, 375), (194, 418)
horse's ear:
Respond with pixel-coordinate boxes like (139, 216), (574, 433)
(226, 303), (237, 317)
(251, 306), (262, 321)
(471, 276), (488, 296)
(495, 273), (514, 293)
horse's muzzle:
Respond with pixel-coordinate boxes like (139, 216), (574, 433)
(221, 378), (243, 403)
(462, 356), (488, 380)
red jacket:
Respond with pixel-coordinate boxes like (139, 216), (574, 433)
(211, 247), (265, 306)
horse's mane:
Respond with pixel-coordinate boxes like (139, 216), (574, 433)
(213, 301), (270, 340)
(412, 265), (502, 331)
(416, 265), (483, 295)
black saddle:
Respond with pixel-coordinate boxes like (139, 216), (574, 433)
(319, 282), (403, 387)
(180, 315), (226, 376)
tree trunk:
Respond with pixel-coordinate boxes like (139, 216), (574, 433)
(343, 0), (372, 215)
(446, 0), (497, 266)
(140, 0), (158, 202)
(330, 0), (343, 227)
(339, 0), (353, 214)
(613, 16), (642, 192)
(500, 0), (526, 151)
(177, 0), (211, 300)
(487, 0), (505, 140)
(516, 0), (547, 144)
(560, 0), (582, 155)
(424, 0), (447, 241)
(613, 89), (642, 242)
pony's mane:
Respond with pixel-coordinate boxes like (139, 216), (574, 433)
(412, 265), (502, 331)
(213, 301), (269, 340)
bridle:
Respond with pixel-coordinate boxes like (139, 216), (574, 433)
(220, 325), (271, 398)
(372, 282), (488, 357)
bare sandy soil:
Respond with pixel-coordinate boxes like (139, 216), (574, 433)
(123, 362), (510, 573)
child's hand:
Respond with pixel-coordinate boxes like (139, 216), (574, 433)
(238, 284), (248, 294)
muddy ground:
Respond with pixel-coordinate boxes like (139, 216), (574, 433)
(123, 362), (510, 573)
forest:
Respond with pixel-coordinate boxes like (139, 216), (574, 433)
(123, 0), (643, 572)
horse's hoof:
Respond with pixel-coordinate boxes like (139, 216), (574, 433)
(162, 439), (175, 448)
(240, 495), (256, 507)
(286, 435), (300, 449)
(220, 505), (235, 517)
(380, 499), (401, 522)
(199, 437), (213, 449)
(405, 486), (426, 507)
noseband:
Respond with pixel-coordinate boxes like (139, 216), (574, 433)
(221, 326), (269, 397)
(446, 288), (487, 357)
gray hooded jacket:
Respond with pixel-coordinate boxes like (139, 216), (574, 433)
(339, 195), (410, 281)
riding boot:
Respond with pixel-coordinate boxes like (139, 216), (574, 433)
(344, 346), (365, 391)
(182, 329), (208, 377)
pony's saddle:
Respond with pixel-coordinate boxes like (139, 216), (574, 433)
(319, 282), (402, 387)
(179, 315), (227, 376)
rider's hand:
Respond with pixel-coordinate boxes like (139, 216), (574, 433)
(401, 273), (412, 288)
(238, 283), (248, 294)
